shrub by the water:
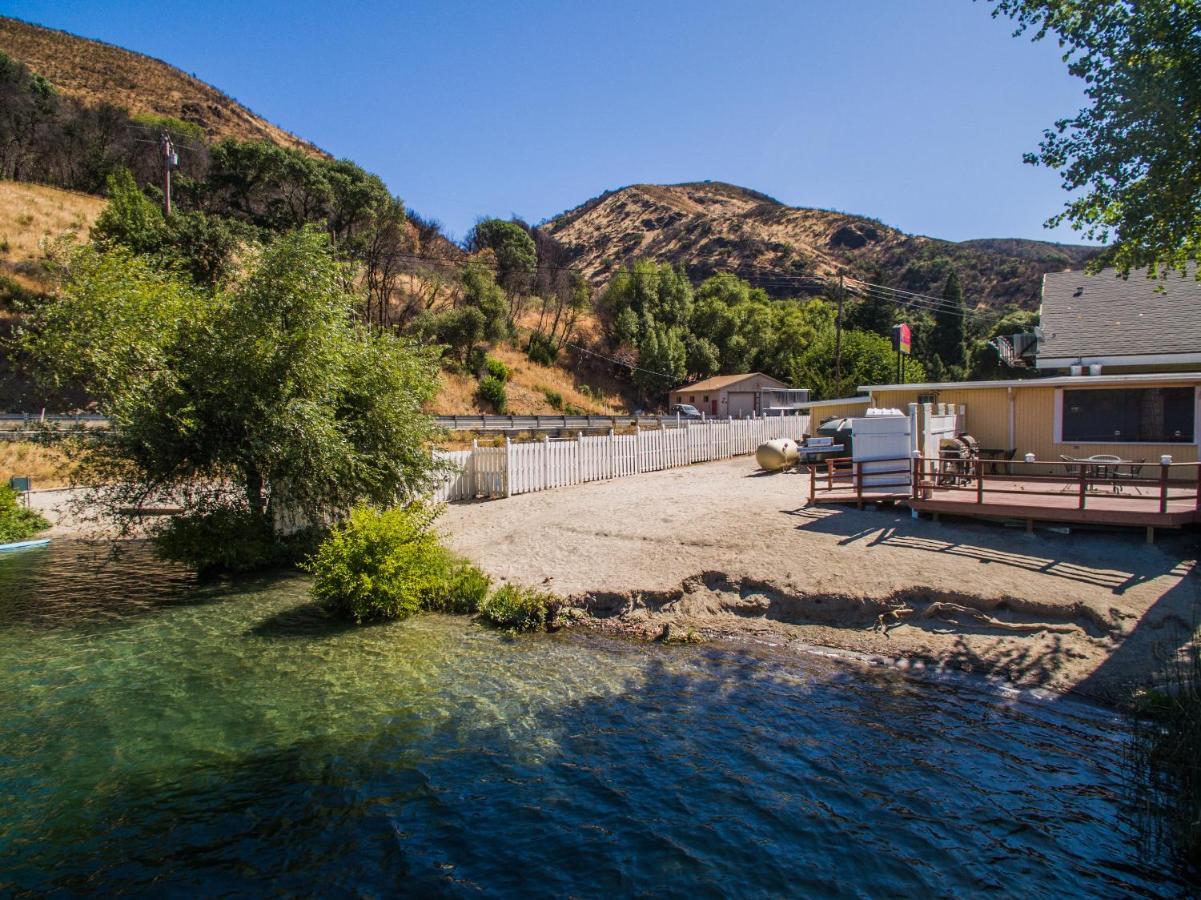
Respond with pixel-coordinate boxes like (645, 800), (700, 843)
(306, 503), (488, 623)
(155, 506), (315, 574)
(478, 583), (556, 632)
(0, 484), (49, 542)
(477, 375), (508, 413)
(424, 560), (491, 615)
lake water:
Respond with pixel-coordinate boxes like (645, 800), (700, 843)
(0, 541), (1183, 896)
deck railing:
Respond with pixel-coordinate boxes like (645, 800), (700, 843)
(909, 455), (1201, 514)
(807, 454), (1201, 514)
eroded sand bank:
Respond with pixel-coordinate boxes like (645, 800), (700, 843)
(441, 456), (1200, 703)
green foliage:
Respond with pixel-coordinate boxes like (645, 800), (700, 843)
(478, 583), (556, 632)
(0, 274), (38, 310)
(601, 260), (693, 330)
(541, 387), (564, 410)
(525, 330), (558, 366)
(423, 559), (492, 615)
(990, 0), (1201, 277)
(846, 290), (896, 337)
(433, 306), (486, 364)
(634, 322), (688, 403)
(154, 506), (316, 575)
(305, 503), (449, 623)
(482, 355), (510, 383)
(930, 269), (967, 375)
(0, 485), (49, 543)
(93, 169), (166, 256)
(461, 263), (512, 341)
(792, 329), (925, 400)
(130, 113), (205, 144)
(466, 219), (536, 292)
(23, 228), (445, 539)
(477, 374), (508, 413)
(92, 169), (254, 287)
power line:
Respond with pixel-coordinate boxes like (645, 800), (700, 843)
(562, 340), (679, 381)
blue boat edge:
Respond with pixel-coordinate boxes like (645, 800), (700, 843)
(0, 538), (51, 552)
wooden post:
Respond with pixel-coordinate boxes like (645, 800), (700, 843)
(855, 461), (864, 509)
(809, 462), (816, 504)
(1160, 462), (1170, 514)
(1078, 463), (1088, 510)
(911, 455), (920, 501)
(471, 438), (479, 498)
(1146, 525), (1156, 545)
(504, 435), (512, 498)
(1195, 464), (1201, 512)
(975, 457), (984, 505)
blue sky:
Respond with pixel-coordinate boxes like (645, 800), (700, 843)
(5, 0), (1092, 244)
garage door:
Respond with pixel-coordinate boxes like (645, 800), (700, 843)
(727, 392), (756, 416)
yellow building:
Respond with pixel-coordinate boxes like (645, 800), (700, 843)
(856, 372), (1201, 471)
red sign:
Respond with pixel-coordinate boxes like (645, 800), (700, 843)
(892, 322), (911, 355)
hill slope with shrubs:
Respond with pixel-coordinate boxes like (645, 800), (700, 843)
(544, 181), (1100, 310)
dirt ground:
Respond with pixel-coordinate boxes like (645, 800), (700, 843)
(441, 456), (1201, 703)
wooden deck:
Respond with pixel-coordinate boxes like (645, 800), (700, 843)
(807, 458), (1201, 532)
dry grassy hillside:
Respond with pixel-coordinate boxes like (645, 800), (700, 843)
(0, 180), (103, 291)
(544, 181), (1101, 310)
(0, 16), (323, 156)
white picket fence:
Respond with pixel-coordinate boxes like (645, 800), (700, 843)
(432, 415), (810, 502)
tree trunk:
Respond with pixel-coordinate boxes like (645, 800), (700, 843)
(245, 467), (267, 517)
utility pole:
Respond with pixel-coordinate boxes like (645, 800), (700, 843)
(833, 271), (845, 397)
(159, 131), (176, 217)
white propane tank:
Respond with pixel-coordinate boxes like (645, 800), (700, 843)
(755, 438), (799, 472)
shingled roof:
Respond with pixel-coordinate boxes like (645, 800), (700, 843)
(673, 372), (789, 393)
(1037, 266), (1201, 368)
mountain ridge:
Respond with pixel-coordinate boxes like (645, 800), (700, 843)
(543, 181), (1101, 309)
(0, 16), (325, 157)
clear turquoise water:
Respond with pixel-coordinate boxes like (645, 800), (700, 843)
(0, 541), (1181, 896)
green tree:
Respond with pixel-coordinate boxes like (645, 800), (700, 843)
(989, 0), (1201, 277)
(634, 324), (688, 405)
(466, 219), (537, 293)
(846, 290), (895, 337)
(92, 168), (166, 256)
(600, 261), (693, 332)
(23, 228), (444, 543)
(930, 270), (967, 376)
(792, 329), (925, 400)
(460, 262), (511, 341)
(434, 306), (486, 364)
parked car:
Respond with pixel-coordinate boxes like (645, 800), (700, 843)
(671, 403), (703, 419)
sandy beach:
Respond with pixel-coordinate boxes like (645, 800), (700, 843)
(441, 456), (1200, 703)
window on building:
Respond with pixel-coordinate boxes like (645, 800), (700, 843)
(917, 393), (938, 405)
(1060, 387), (1196, 443)
(703, 395), (709, 402)
(688, 395), (695, 403)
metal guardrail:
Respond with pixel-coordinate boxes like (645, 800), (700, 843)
(0, 412), (805, 435)
(435, 411), (805, 432)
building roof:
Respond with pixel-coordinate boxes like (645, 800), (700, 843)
(801, 396), (871, 408)
(673, 372), (790, 393)
(860, 371), (1201, 393)
(1038, 266), (1201, 367)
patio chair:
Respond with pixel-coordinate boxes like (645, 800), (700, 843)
(1112, 458), (1147, 495)
(1058, 455), (1082, 476)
